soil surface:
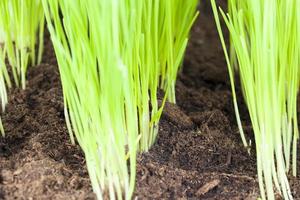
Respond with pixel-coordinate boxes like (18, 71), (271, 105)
(0, 1), (299, 200)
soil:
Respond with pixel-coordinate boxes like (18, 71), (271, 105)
(0, 1), (299, 200)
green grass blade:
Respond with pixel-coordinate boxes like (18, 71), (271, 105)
(211, 0), (299, 199)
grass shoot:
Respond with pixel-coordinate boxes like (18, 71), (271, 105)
(158, 0), (199, 103)
(43, 1), (141, 198)
(43, 0), (199, 198)
(0, 0), (45, 136)
(211, 0), (299, 199)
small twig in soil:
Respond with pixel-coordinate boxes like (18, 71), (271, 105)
(196, 179), (220, 196)
(218, 173), (256, 181)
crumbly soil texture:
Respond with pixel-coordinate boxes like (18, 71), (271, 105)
(0, 2), (299, 200)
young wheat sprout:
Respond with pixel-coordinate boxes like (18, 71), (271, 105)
(138, 0), (198, 151)
(43, 1), (140, 198)
(211, 0), (299, 199)
(0, 0), (45, 136)
(43, 0), (199, 198)
(158, 0), (198, 103)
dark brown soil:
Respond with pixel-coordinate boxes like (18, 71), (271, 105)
(0, 1), (299, 200)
